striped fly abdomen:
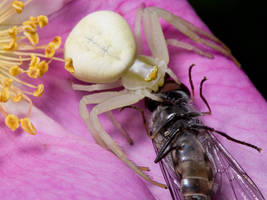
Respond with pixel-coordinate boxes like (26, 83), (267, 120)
(172, 132), (213, 200)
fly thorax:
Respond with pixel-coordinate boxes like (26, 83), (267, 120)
(121, 56), (166, 92)
(150, 106), (174, 133)
(165, 90), (191, 105)
(174, 133), (206, 163)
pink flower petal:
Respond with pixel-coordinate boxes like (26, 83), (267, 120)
(1, 0), (266, 199)
(37, 0), (267, 197)
(0, 103), (155, 200)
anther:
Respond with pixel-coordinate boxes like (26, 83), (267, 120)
(30, 55), (40, 67)
(2, 78), (13, 88)
(11, 93), (23, 102)
(37, 61), (49, 76)
(3, 39), (18, 51)
(5, 114), (19, 131)
(0, 88), (10, 102)
(49, 36), (61, 49)
(33, 84), (44, 97)
(23, 20), (37, 33)
(24, 31), (39, 45)
(65, 58), (74, 73)
(8, 26), (18, 38)
(27, 66), (40, 78)
(9, 66), (23, 76)
(45, 44), (56, 58)
(12, 1), (24, 14)
(20, 118), (37, 135)
(37, 15), (48, 28)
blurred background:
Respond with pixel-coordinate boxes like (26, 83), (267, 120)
(188, 0), (266, 99)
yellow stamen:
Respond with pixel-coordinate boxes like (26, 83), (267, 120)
(2, 78), (13, 88)
(5, 114), (19, 131)
(37, 60), (48, 76)
(37, 15), (48, 28)
(24, 31), (39, 45)
(65, 58), (74, 73)
(23, 20), (37, 33)
(30, 16), (38, 24)
(0, 88), (9, 102)
(49, 36), (61, 49)
(12, 1), (24, 14)
(33, 84), (44, 97)
(9, 65), (23, 76)
(27, 66), (40, 78)
(0, 2), (63, 135)
(3, 39), (18, 51)
(8, 26), (18, 39)
(11, 93), (23, 102)
(45, 43), (55, 58)
(29, 55), (40, 67)
(20, 118), (37, 135)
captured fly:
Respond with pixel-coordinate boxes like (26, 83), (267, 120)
(144, 65), (264, 200)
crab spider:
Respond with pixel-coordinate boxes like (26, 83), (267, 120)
(64, 5), (233, 188)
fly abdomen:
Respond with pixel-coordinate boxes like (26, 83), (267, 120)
(172, 132), (213, 199)
(180, 161), (212, 200)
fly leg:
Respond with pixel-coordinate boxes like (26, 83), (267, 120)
(189, 124), (262, 152)
(188, 64), (195, 97)
(121, 105), (150, 137)
(199, 76), (212, 115)
(188, 64), (211, 115)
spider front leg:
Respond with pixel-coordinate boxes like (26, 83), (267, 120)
(79, 91), (126, 148)
(88, 91), (167, 188)
(142, 6), (240, 66)
(72, 81), (121, 92)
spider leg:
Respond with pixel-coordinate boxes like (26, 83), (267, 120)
(89, 92), (167, 188)
(72, 81), (121, 92)
(142, 6), (169, 65)
(134, 3), (145, 55)
(167, 39), (213, 58)
(142, 7), (180, 84)
(146, 7), (240, 67)
(79, 91), (126, 148)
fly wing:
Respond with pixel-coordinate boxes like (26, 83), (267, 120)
(153, 134), (183, 200)
(199, 132), (265, 200)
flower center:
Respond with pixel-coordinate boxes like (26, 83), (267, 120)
(0, 0), (68, 135)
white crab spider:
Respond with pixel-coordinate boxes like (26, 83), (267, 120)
(64, 5), (232, 188)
